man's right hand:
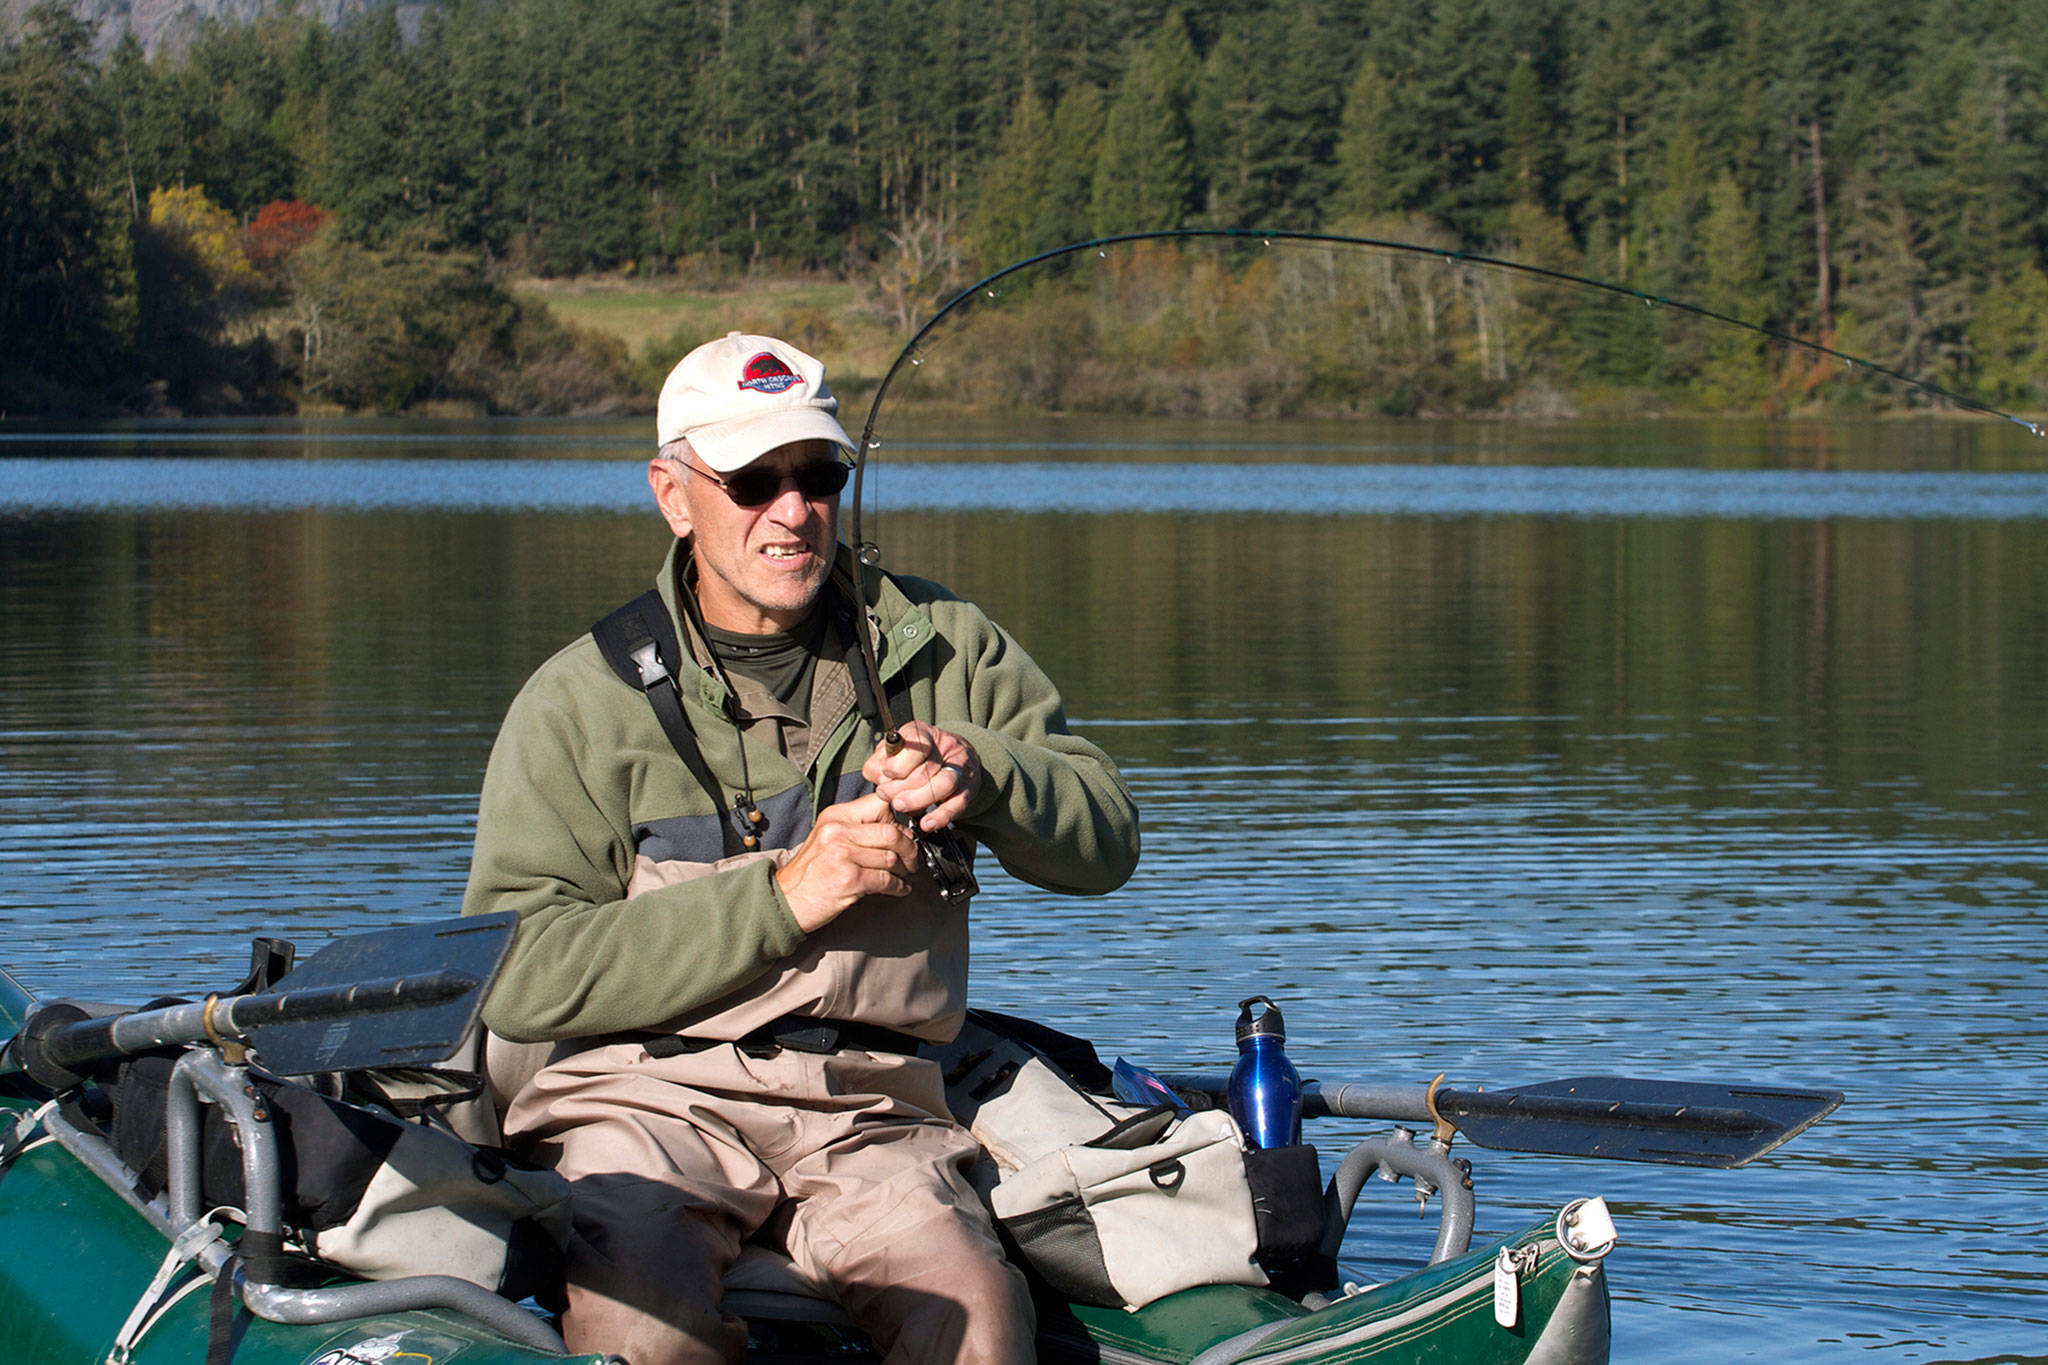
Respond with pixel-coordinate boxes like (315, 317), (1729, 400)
(773, 792), (918, 933)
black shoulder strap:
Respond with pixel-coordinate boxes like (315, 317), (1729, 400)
(591, 592), (750, 853)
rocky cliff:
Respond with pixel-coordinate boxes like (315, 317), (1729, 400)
(2, 0), (430, 57)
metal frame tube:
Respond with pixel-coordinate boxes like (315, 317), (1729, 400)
(240, 1273), (566, 1354)
(1322, 1133), (1475, 1266)
(164, 1050), (568, 1354)
(166, 1050), (283, 1247)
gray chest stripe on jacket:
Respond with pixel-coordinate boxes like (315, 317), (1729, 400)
(633, 772), (877, 865)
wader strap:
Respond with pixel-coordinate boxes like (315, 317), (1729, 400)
(592, 591), (747, 855)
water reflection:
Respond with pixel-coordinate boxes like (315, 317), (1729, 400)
(0, 423), (2043, 1361)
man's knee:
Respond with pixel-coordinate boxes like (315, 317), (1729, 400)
(558, 1173), (750, 1365)
(562, 1276), (749, 1365)
(827, 1211), (1035, 1365)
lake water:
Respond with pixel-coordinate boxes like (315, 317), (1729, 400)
(2, 414), (2044, 1362)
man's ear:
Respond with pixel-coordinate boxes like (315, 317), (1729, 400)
(649, 458), (694, 539)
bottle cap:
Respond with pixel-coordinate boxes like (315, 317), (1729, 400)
(1235, 995), (1286, 1043)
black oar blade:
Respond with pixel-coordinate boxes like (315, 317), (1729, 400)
(1440, 1076), (1844, 1168)
(250, 913), (517, 1075)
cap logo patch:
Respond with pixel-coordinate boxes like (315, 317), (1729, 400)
(738, 352), (800, 394)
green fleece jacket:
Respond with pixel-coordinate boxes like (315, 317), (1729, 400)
(463, 543), (1140, 1044)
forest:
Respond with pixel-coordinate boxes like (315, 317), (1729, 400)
(2, 0), (2045, 418)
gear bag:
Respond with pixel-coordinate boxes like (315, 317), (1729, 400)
(930, 1012), (1323, 1310)
(108, 1052), (570, 1299)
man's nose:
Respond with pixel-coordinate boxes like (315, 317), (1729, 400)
(764, 479), (816, 519)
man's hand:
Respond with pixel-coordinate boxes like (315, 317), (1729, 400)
(773, 793), (917, 933)
(863, 721), (982, 833)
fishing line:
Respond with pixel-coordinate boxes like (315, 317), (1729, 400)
(847, 226), (2044, 558)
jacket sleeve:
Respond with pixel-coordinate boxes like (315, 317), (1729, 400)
(923, 598), (1141, 895)
(461, 665), (808, 1043)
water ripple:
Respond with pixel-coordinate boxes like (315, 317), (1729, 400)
(6, 457), (2048, 519)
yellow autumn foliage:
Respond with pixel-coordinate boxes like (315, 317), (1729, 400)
(146, 185), (258, 289)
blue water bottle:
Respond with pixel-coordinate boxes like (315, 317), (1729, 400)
(1226, 995), (1302, 1150)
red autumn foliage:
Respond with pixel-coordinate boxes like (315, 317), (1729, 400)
(244, 200), (333, 272)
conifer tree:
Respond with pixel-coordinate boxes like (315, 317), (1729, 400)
(0, 4), (129, 406)
(1328, 59), (1397, 222)
(972, 88), (1062, 266)
(1500, 53), (1557, 208)
(1196, 3), (1341, 227)
(1047, 84), (1109, 244)
(1696, 171), (1772, 407)
(1089, 14), (1198, 234)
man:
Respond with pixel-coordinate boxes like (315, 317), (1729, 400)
(463, 332), (1140, 1365)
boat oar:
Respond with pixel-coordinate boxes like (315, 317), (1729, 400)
(1156, 1071), (1842, 1169)
(9, 912), (518, 1089)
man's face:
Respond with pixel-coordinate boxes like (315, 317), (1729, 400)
(649, 438), (844, 633)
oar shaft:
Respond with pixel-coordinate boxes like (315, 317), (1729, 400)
(38, 971), (478, 1071)
(1157, 1074), (1770, 1136)
(1305, 1080), (1435, 1123)
(1154, 1073), (1437, 1123)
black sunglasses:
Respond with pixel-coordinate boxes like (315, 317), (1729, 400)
(681, 459), (851, 507)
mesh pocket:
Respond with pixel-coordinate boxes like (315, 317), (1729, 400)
(997, 1195), (1119, 1307)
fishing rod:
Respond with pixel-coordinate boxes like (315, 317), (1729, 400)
(846, 226), (2044, 557)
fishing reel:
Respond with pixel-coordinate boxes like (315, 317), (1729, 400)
(901, 814), (978, 902)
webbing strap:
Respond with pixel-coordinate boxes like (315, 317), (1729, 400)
(593, 582), (916, 855)
(592, 591), (747, 855)
(108, 1214), (227, 1364)
(205, 1252), (242, 1365)
(0, 1099), (55, 1168)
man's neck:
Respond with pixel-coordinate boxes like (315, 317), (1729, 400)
(680, 550), (824, 638)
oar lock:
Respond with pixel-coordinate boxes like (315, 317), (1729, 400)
(198, 994), (248, 1066)
(1423, 1072), (1457, 1147)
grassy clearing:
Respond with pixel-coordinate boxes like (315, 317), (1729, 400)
(511, 276), (905, 396)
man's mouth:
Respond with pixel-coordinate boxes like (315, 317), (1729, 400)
(762, 544), (810, 560)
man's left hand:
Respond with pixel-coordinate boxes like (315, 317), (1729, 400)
(864, 721), (981, 833)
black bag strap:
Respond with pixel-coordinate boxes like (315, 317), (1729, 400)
(594, 580), (919, 852)
(592, 591), (758, 854)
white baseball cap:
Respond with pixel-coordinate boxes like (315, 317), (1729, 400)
(655, 332), (855, 472)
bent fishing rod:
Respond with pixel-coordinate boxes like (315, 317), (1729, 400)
(836, 226), (2040, 851)
(846, 226), (2044, 555)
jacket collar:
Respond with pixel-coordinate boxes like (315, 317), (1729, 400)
(654, 539), (934, 688)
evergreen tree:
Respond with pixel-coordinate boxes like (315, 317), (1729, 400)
(1047, 83), (1108, 244)
(0, 4), (130, 407)
(1968, 264), (2048, 407)
(1194, 3), (1342, 228)
(1696, 171), (1772, 407)
(972, 88), (1063, 266)
(1328, 57), (1397, 221)
(273, 19), (337, 206)
(1393, 0), (1510, 236)
(1500, 53), (1557, 207)
(1088, 14), (1197, 234)
(1562, 0), (1649, 281)
(101, 32), (175, 220)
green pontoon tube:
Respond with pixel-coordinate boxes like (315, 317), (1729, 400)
(0, 918), (1839, 1365)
